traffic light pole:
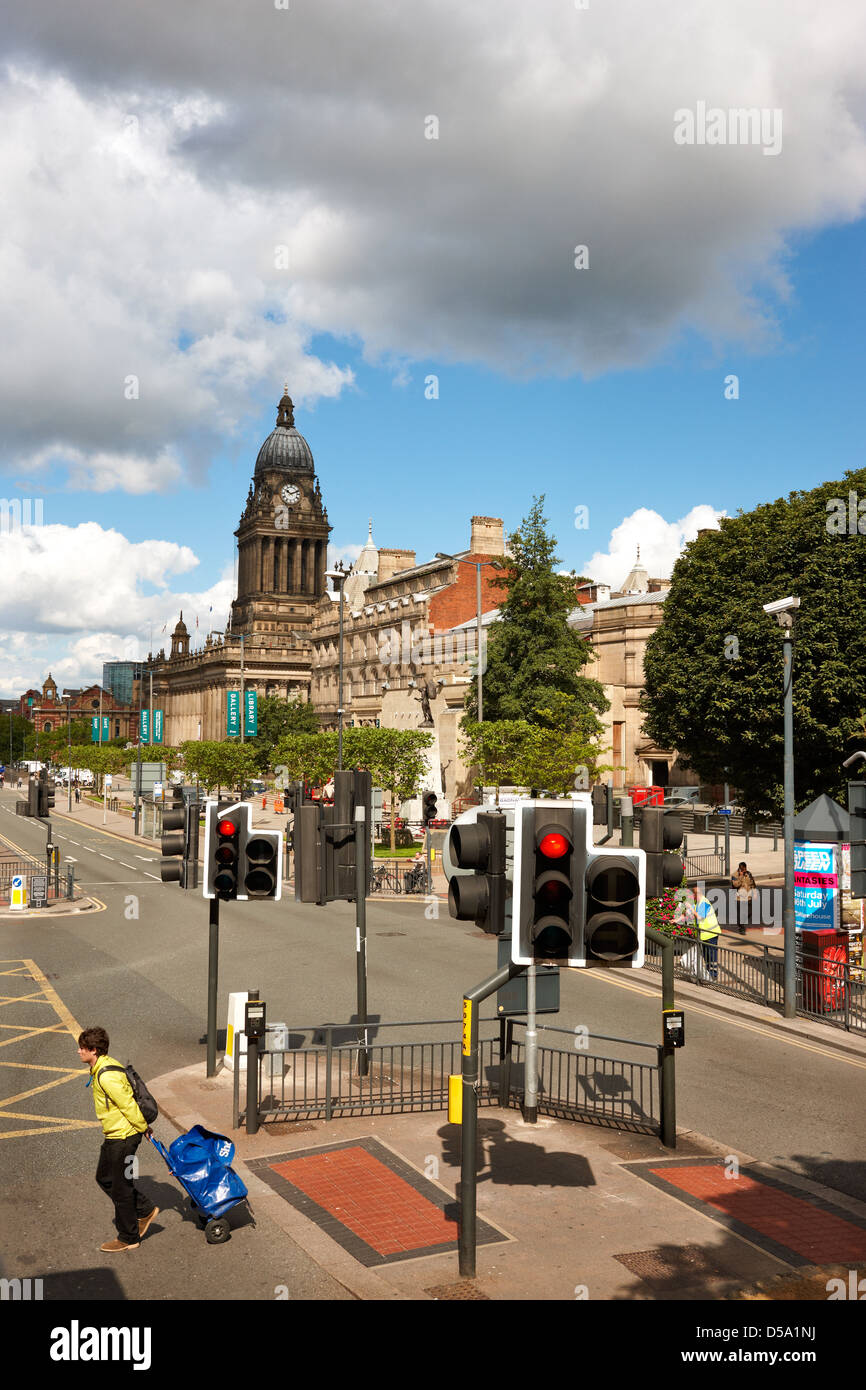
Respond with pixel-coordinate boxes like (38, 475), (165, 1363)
(646, 926), (677, 1149)
(355, 806), (369, 1077)
(459, 961), (522, 1279)
(206, 897), (219, 1078)
(524, 965), (537, 1124)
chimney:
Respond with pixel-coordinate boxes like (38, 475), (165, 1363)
(377, 548), (416, 584)
(470, 516), (504, 556)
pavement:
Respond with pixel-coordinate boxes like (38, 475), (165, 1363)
(148, 970), (866, 1302)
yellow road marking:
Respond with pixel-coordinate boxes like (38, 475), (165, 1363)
(581, 969), (866, 1070)
(0, 960), (92, 1142)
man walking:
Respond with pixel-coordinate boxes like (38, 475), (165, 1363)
(78, 1027), (159, 1253)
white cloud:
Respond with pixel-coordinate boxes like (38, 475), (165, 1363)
(0, 520), (234, 694)
(582, 505), (725, 587)
(1, 0), (865, 489)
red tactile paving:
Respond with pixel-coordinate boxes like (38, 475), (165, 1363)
(270, 1145), (457, 1256)
(650, 1164), (866, 1264)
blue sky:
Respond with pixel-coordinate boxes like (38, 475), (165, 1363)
(1, 0), (865, 693)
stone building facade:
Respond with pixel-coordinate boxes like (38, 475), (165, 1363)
(150, 391), (328, 743)
(20, 674), (136, 742)
(309, 516), (507, 802)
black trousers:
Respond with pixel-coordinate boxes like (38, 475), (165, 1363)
(96, 1134), (151, 1244)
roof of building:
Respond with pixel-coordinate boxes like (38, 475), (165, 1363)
(254, 389), (314, 477)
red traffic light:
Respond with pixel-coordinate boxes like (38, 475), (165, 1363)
(218, 818), (238, 837)
(538, 831), (569, 859)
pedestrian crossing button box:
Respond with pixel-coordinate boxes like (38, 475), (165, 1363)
(245, 1000), (267, 1041)
(663, 1009), (685, 1048)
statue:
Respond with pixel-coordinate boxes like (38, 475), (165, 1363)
(416, 677), (438, 727)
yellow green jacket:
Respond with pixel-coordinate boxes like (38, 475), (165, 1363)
(695, 897), (721, 941)
(89, 1056), (147, 1139)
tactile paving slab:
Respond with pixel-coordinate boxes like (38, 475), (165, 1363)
(624, 1158), (866, 1267)
(248, 1137), (510, 1266)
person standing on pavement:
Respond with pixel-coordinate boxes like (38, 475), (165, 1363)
(694, 891), (721, 979)
(78, 1027), (159, 1253)
(731, 861), (757, 935)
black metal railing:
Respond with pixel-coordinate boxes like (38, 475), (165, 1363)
(235, 1017), (663, 1136)
(644, 934), (865, 1033)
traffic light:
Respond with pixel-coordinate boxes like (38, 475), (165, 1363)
(204, 802), (243, 901)
(585, 849), (644, 965)
(512, 799), (645, 967)
(160, 788), (187, 884)
(422, 790), (438, 826)
(640, 806), (685, 898)
(294, 771), (370, 905)
(243, 826), (282, 900)
(36, 769), (55, 818)
(848, 782), (866, 899)
(447, 811), (506, 934)
(512, 801), (584, 964)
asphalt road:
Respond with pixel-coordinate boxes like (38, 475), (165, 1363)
(1, 786), (864, 1294)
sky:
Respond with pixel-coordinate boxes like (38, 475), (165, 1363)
(1, 0), (865, 696)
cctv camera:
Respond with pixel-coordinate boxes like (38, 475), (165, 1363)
(762, 596), (801, 616)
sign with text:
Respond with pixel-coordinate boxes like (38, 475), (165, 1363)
(244, 689), (258, 738)
(91, 715), (111, 742)
(794, 840), (839, 931)
(153, 708), (163, 744)
(139, 709), (149, 742)
(226, 690), (241, 738)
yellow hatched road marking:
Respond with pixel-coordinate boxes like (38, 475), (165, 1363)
(0, 959), (91, 1141)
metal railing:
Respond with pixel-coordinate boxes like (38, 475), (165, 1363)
(235, 1017), (663, 1136)
(682, 850), (726, 878)
(644, 934), (865, 1033)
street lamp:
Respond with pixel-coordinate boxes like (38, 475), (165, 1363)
(66, 700), (72, 812)
(763, 595), (800, 1018)
(325, 562), (347, 770)
(435, 552), (497, 722)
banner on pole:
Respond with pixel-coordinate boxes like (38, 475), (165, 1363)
(153, 709), (163, 744)
(244, 689), (258, 737)
(227, 690), (240, 738)
(139, 709), (150, 743)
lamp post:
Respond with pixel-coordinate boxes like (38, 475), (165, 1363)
(435, 552), (497, 723)
(325, 563), (347, 770)
(66, 700), (72, 812)
(763, 596), (800, 1018)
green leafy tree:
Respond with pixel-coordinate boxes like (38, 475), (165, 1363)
(66, 744), (128, 793)
(460, 719), (610, 799)
(641, 467), (866, 818)
(343, 727), (433, 851)
(249, 695), (320, 774)
(179, 741), (259, 797)
(273, 733), (339, 789)
(466, 497), (608, 736)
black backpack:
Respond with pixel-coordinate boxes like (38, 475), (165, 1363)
(99, 1062), (159, 1125)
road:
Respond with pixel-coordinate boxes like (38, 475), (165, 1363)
(1, 786), (864, 1297)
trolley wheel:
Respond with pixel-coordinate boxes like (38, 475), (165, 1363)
(205, 1217), (231, 1244)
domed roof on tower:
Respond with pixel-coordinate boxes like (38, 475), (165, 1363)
(254, 386), (314, 477)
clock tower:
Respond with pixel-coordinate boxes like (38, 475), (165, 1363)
(231, 389), (331, 638)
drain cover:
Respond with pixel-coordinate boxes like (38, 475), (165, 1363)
(424, 1281), (490, 1300)
(614, 1246), (729, 1290)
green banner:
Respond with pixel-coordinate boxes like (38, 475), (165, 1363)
(227, 690), (240, 737)
(139, 709), (150, 742)
(153, 709), (163, 744)
(244, 689), (258, 737)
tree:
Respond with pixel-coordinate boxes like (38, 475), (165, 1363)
(179, 741), (259, 797)
(272, 733), (339, 790)
(641, 467), (866, 818)
(249, 695), (320, 774)
(466, 497), (608, 736)
(460, 719), (610, 799)
(343, 727), (433, 851)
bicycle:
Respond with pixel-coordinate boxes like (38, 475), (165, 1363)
(370, 863), (402, 895)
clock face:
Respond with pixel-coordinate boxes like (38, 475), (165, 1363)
(281, 483), (301, 505)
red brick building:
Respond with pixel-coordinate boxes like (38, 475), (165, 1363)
(22, 675), (136, 741)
